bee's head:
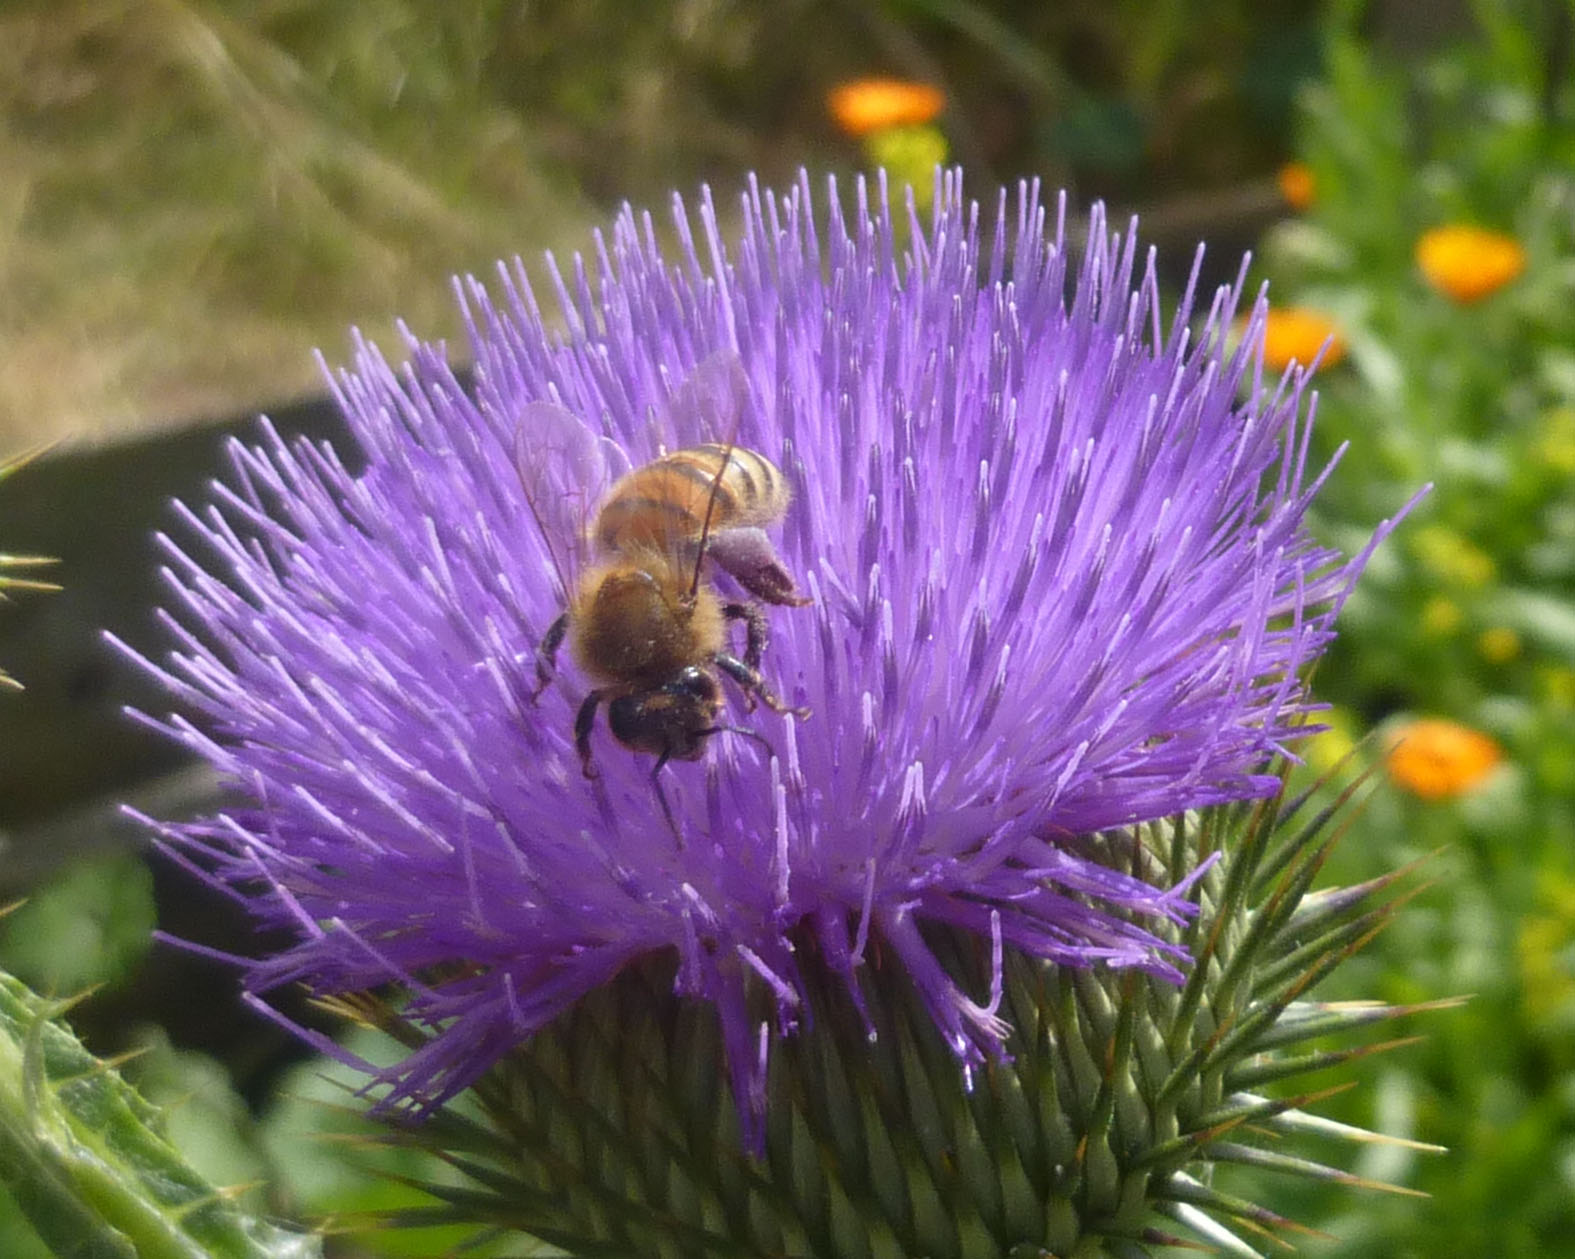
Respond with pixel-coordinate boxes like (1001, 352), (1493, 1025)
(608, 667), (723, 762)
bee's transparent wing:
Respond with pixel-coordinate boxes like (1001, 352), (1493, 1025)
(514, 401), (632, 599)
(659, 349), (756, 599)
(667, 350), (810, 606)
(663, 349), (749, 449)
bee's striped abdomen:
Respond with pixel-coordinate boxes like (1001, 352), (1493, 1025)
(593, 445), (790, 555)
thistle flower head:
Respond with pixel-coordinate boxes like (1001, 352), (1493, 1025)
(124, 171), (1396, 1149)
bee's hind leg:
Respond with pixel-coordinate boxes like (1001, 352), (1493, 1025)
(714, 652), (811, 721)
(720, 601), (769, 673)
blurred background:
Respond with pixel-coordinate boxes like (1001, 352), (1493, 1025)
(2, 0), (1573, 1254)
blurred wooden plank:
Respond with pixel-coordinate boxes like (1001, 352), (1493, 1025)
(0, 392), (355, 876)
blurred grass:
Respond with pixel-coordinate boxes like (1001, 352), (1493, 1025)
(0, 0), (595, 449)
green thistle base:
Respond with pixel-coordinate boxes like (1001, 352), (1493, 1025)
(356, 782), (1446, 1258)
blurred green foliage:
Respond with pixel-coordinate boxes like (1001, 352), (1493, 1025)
(888, 0), (1323, 194)
(1251, 1), (1575, 1253)
(0, 854), (154, 995)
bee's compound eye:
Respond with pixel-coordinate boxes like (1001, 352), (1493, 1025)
(606, 695), (642, 744)
(674, 666), (719, 704)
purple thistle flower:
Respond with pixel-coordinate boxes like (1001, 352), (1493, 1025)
(120, 170), (1393, 1146)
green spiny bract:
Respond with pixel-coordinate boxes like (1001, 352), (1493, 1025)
(331, 775), (1447, 1258)
(0, 444), (59, 690)
(0, 970), (323, 1259)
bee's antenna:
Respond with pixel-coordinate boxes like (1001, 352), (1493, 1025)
(650, 758), (685, 847)
(688, 438), (734, 604)
(705, 724), (777, 760)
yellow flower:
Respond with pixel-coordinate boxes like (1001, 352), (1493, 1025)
(1534, 407), (1575, 475)
(1419, 595), (1462, 636)
(1477, 626), (1521, 664)
(1415, 225), (1525, 303)
(1538, 664), (1575, 710)
(1303, 706), (1358, 774)
(827, 78), (945, 138)
(1410, 524), (1495, 588)
(1255, 307), (1345, 371)
(1517, 872), (1575, 1023)
(863, 124), (949, 212)
(1384, 717), (1503, 800)
(1276, 161), (1316, 211)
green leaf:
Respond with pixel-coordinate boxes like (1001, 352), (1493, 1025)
(0, 970), (322, 1259)
(0, 856), (155, 993)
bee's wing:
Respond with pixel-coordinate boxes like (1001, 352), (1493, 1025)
(514, 401), (631, 599)
(664, 349), (749, 450)
(666, 350), (810, 606)
(661, 350), (752, 598)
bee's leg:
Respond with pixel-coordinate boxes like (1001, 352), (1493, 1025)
(720, 600), (769, 672)
(530, 612), (570, 703)
(575, 688), (608, 778)
(649, 750), (683, 845)
(707, 527), (811, 606)
(720, 602), (771, 714)
(714, 652), (811, 720)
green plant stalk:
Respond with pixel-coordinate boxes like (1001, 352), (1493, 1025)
(0, 972), (322, 1259)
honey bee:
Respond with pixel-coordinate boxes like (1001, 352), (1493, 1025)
(515, 358), (810, 828)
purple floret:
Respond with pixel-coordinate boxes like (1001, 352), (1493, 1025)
(118, 170), (1398, 1147)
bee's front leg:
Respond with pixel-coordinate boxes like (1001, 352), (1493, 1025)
(575, 688), (609, 778)
(531, 611), (570, 703)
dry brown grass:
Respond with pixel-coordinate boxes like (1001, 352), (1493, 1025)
(0, 0), (595, 453)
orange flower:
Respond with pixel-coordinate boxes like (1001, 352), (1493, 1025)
(1384, 718), (1503, 800)
(1276, 161), (1316, 211)
(1415, 225), (1525, 303)
(827, 78), (945, 138)
(1256, 307), (1345, 371)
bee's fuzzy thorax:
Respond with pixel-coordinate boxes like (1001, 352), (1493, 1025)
(569, 554), (725, 687)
